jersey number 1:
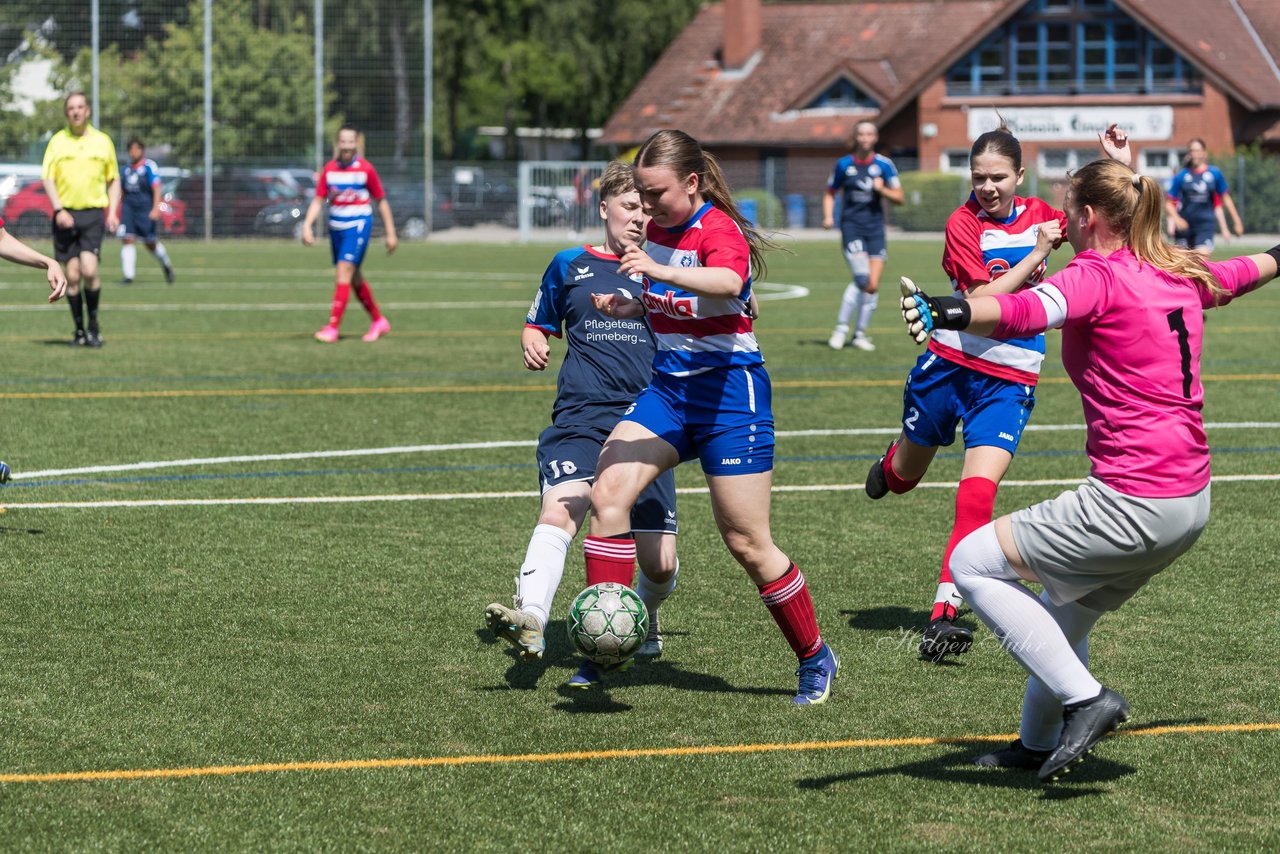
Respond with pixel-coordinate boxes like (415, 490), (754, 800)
(1165, 308), (1192, 398)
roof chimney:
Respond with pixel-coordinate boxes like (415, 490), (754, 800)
(722, 0), (762, 70)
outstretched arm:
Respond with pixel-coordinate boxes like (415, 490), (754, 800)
(0, 227), (67, 301)
(1099, 124), (1133, 166)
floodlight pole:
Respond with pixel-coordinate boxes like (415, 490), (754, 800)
(315, 0), (324, 174)
(423, 0), (433, 237)
(203, 0), (213, 241)
(91, 0), (100, 118)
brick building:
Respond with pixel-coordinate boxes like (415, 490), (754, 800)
(600, 0), (1280, 204)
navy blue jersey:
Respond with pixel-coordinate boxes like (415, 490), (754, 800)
(526, 246), (656, 430)
(828, 153), (900, 232)
(1168, 166), (1227, 228)
(121, 158), (161, 209)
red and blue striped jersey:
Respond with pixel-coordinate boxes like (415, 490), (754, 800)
(641, 203), (758, 377)
(930, 194), (1066, 386)
(316, 156), (385, 231)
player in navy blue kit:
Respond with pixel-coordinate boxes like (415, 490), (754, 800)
(484, 162), (679, 687)
(823, 121), (904, 352)
(1165, 138), (1243, 257)
(118, 138), (175, 285)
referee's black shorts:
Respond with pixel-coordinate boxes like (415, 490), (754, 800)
(53, 208), (106, 264)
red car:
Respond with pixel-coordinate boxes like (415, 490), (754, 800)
(0, 179), (187, 237)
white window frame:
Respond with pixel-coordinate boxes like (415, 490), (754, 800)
(1037, 148), (1100, 177)
(940, 150), (971, 174)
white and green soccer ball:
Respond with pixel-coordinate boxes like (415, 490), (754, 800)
(567, 582), (648, 666)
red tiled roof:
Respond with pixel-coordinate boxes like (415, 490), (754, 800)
(600, 0), (1017, 148)
(1118, 0), (1280, 110)
(602, 0), (1280, 147)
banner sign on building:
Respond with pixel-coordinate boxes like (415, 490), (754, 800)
(968, 107), (1174, 141)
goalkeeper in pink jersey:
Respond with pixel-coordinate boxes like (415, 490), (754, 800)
(899, 154), (1279, 783)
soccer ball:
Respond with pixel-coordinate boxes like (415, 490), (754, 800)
(567, 582), (648, 666)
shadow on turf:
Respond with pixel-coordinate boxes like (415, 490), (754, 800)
(841, 605), (980, 666)
(795, 741), (1135, 799)
(0, 524), (45, 535)
(475, 620), (792, 706)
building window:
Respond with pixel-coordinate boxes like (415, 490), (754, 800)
(1038, 148), (1101, 176)
(805, 78), (878, 110)
(940, 150), (971, 174)
(945, 0), (1201, 96)
(1140, 148), (1182, 177)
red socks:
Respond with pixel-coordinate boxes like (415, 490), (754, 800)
(758, 563), (823, 659)
(931, 476), (999, 620)
(583, 535), (636, 588)
(883, 441), (921, 494)
(355, 282), (382, 321)
(327, 282), (352, 326)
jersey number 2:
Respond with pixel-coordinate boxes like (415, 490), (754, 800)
(1165, 308), (1192, 398)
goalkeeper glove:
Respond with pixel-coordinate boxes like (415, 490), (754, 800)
(900, 277), (971, 345)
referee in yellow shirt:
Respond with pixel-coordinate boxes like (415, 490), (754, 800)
(42, 92), (121, 347)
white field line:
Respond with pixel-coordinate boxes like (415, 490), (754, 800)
(0, 281), (808, 312)
(12, 422), (1279, 481)
(8, 474), (1280, 511)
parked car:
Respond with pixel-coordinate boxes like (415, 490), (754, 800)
(0, 178), (186, 237)
(381, 182), (454, 238)
(179, 170), (308, 236)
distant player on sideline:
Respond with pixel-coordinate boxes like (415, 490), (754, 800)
(302, 125), (396, 343)
(42, 92), (119, 347)
(118, 138), (175, 285)
(823, 120), (904, 352)
(1165, 138), (1244, 257)
(484, 162), (679, 687)
(0, 213), (69, 481)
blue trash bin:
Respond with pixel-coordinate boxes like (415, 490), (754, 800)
(739, 198), (758, 226)
(786, 194), (807, 229)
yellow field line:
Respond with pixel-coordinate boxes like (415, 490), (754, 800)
(3, 373), (1279, 401)
(1, 722), (1274, 785)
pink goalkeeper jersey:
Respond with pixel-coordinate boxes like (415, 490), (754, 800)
(993, 248), (1263, 498)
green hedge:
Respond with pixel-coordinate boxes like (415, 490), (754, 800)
(735, 188), (784, 229)
(1235, 145), (1280, 234)
(894, 172), (969, 232)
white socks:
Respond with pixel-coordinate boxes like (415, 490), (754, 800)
(854, 290), (878, 338)
(517, 524), (573, 630)
(121, 243), (137, 279)
(1019, 592), (1103, 750)
(636, 559), (678, 619)
(950, 523), (1103, 708)
(836, 283), (859, 329)
(932, 581), (964, 610)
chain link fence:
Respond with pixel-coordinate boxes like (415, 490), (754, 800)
(4, 3), (1278, 240)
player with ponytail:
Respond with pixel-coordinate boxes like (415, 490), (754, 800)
(898, 143), (1280, 782)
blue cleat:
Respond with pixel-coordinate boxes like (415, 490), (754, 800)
(565, 657), (634, 689)
(793, 643), (839, 706)
(0, 461), (9, 484)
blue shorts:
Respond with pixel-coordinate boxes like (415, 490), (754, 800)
(839, 224), (888, 261)
(901, 352), (1035, 454)
(329, 219), (372, 266)
(536, 422), (678, 535)
(121, 203), (156, 240)
(1174, 224), (1215, 252)
(622, 364), (774, 476)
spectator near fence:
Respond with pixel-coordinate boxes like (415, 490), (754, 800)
(42, 92), (120, 348)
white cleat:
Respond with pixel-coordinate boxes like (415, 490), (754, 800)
(827, 328), (848, 350)
(636, 611), (663, 659)
(851, 334), (876, 352)
(484, 602), (546, 662)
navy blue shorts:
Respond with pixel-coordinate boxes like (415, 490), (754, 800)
(329, 218), (372, 266)
(839, 224), (888, 260)
(1174, 224), (1215, 252)
(121, 203), (157, 240)
(536, 422), (678, 535)
(623, 364), (775, 476)
(900, 351), (1035, 454)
